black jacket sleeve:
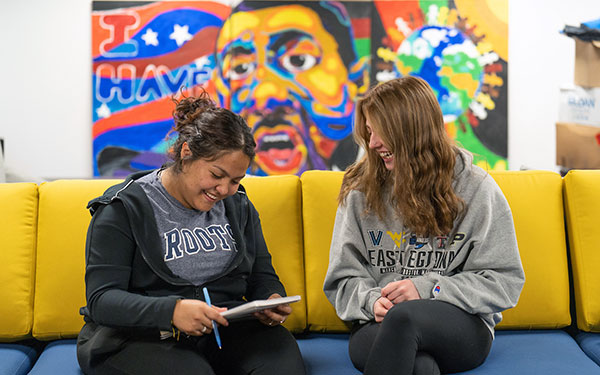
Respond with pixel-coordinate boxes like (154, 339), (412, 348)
(84, 201), (178, 331)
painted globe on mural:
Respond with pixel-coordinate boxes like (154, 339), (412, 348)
(397, 25), (483, 123)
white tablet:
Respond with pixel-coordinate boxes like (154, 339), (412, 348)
(221, 295), (301, 319)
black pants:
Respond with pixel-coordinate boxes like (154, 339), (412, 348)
(90, 320), (306, 375)
(349, 300), (492, 375)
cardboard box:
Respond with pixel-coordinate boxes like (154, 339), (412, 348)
(559, 86), (600, 126)
(556, 122), (600, 168)
(575, 39), (600, 87)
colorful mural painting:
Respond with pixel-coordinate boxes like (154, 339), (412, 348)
(92, 0), (508, 177)
(371, 0), (509, 170)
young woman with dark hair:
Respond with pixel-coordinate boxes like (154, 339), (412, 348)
(324, 76), (525, 375)
(77, 90), (305, 375)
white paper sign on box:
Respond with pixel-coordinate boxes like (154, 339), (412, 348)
(559, 86), (600, 127)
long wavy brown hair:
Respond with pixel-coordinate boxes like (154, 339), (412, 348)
(339, 76), (464, 236)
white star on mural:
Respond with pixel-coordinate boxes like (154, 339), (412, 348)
(194, 56), (210, 67)
(141, 28), (159, 46)
(169, 24), (193, 47)
(96, 103), (111, 118)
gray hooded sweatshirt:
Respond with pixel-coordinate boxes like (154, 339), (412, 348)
(323, 150), (525, 335)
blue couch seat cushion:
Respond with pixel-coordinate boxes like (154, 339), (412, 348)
(452, 330), (600, 374)
(0, 342), (38, 375)
(577, 332), (600, 367)
(28, 339), (82, 375)
(296, 333), (360, 375)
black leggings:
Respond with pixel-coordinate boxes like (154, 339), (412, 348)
(349, 300), (492, 375)
(89, 320), (305, 375)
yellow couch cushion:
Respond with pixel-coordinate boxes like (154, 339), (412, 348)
(300, 170), (349, 332)
(564, 170), (600, 332)
(241, 175), (306, 333)
(0, 183), (38, 340)
(491, 171), (571, 329)
(33, 179), (121, 340)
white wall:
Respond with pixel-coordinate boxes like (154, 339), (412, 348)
(0, 0), (599, 180)
(0, 0), (92, 180)
(509, 0), (600, 171)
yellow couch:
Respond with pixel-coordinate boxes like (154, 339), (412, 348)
(1, 170), (600, 374)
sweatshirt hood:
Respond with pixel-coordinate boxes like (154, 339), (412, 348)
(454, 147), (474, 180)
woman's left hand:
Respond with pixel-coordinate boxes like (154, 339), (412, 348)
(254, 293), (292, 327)
(381, 279), (421, 304)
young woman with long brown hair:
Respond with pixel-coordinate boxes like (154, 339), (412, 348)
(324, 76), (525, 374)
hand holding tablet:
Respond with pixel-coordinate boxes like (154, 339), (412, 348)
(221, 295), (301, 320)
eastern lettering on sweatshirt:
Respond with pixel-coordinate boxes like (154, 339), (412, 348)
(163, 224), (237, 261)
(366, 230), (466, 275)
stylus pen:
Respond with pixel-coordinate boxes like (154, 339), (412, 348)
(202, 287), (222, 349)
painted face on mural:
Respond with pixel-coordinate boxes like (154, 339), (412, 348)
(213, 4), (365, 175)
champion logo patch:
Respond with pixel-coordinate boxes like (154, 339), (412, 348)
(433, 285), (441, 295)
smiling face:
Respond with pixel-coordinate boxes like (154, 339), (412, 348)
(168, 147), (250, 211)
(213, 4), (360, 175)
(366, 119), (394, 171)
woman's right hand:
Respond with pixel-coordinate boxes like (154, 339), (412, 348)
(172, 299), (229, 336)
(373, 296), (394, 323)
